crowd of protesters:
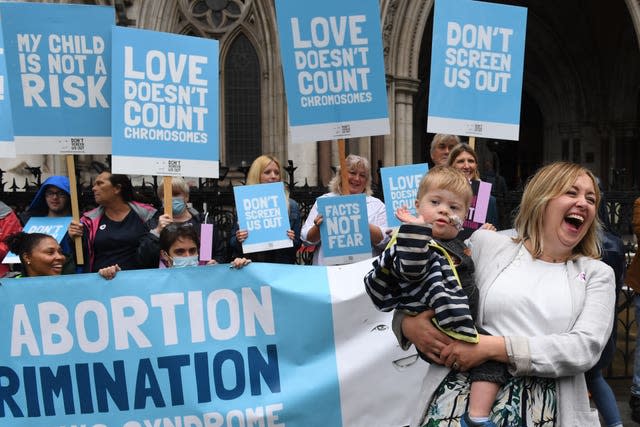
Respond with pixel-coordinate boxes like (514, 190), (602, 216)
(0, 136), (635, 426)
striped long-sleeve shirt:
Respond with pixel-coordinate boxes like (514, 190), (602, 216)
(364, 223), (478, 343)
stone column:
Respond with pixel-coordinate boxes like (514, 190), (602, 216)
(389, 77), (420, 165)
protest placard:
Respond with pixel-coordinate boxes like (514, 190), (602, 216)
(275, 0), (389, 143)
(316, 194), (371, 265)
(0, 261), (424, 426)
(0, 23), (15, 158)
(0, 2), (114, 154)
(233, 182), (292, 254)
(2, 216), (72, 264)
(427, 0), (527, 140)
(380, 163), (429, 227)
(459, 179), (493, 239)
(111, 26), (219, 177)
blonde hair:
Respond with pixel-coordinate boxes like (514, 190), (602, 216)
(417, 166), (473, 210)
(328, 154), (372, 195)
(245, 155), (290, 207)
(513, 162), (602, 259)
(430, 134), (460, 156)
(447, 143), (480, 180)
(247, 155), (282, 185)
(156, 176), (190, 201)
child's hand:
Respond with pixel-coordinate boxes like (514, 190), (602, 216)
(395, 206), (422, 224)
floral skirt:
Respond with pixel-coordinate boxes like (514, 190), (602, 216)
(421, 371), (558, 427)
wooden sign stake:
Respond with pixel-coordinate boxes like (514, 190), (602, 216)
(66, 155), (84, 265)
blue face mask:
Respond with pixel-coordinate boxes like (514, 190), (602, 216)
(171, 255), (199, 268)
(171, 197), (186, 215)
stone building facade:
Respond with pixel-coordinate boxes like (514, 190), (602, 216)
(2, 0), (639, 191)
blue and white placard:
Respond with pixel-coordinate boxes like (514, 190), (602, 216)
(381, 163), (429, 227)
(111, 26), (219, 177)
(233, 182), (292, 253)
(427, 0), (527, 141)
(317, 194), (371, 265)
(0, 260), (425, 427)
(275, 0), (389, 143)
(2, 216), (72, 264)
(0, 18), (15, 158)
(0, 2), (114, 154)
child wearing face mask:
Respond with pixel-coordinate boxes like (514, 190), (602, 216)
(364, 166), (507, 427)
(100, 225), (250, 279)
(137, 178), (228, 268)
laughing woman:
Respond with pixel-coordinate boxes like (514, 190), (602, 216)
(394, 162), (615, 426)
(4, 232), (66, 278)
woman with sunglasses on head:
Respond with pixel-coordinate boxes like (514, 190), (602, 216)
(137, 177), (227, 269)
(3, 232), (65, 278)
(230, 155), (302, 264)
(99, 224), (249, 279)
(68, 172), (156, 273)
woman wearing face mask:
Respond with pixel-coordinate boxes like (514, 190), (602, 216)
(137, 177), (227, 268)
(4, 232), (66, 278)
(100, 225), (249, 279)
(230, 155), (302, 264)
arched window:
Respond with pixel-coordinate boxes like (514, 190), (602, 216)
(224, 33), (261, 167)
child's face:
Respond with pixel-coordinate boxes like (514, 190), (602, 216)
(415, 188), (467, 240)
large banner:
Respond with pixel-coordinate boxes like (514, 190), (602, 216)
(0, 21), (15, 158)
(0, 2), (113, 154)
(427, 0), (527, 141)
(275, 0), (390, 143)
(0, 261), (425, 427)
(111, 27), (219, 178)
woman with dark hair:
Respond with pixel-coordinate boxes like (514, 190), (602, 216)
(69, 171), (156, 272)
(4, 232), (65, 277)
(137, 177), (227, 268)
(99, 223), (249, 279)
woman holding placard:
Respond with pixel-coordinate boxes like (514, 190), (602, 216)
(230, 155), (302, 264)
(447, 143), (499, 228)
(68, 172), (156, 272)
(302, 154), (388, 265)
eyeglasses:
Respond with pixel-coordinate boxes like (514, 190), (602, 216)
(45, 190), (67, 198)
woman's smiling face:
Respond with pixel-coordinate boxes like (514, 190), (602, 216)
(541, 173), (597, 255)
(24, 237), (65, 277)
(346, 166), (368, 194)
